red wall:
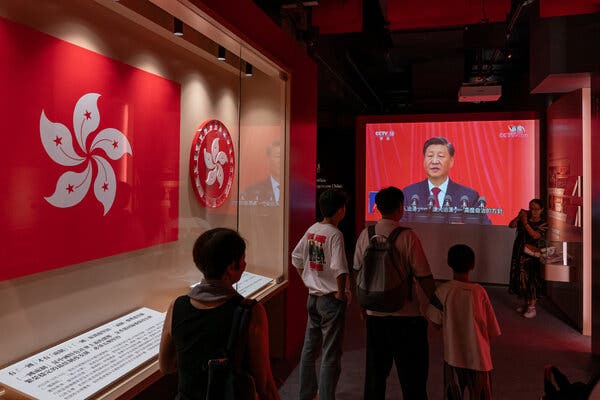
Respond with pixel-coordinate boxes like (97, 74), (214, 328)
(592, 72), (600, 355)
(192, 0), (317, 360)
(540, 0), (600, 18)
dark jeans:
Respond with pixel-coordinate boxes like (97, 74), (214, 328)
(299, 293), (347, 400)
(444, 362), (493, 400)
(364, 315), (429, 400)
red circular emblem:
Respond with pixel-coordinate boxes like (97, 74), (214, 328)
(189, 120), (235, 208)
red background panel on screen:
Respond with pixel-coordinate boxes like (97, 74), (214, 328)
(0, 17), (180, 281)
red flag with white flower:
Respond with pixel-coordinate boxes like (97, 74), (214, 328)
(0, 17), (180, 281)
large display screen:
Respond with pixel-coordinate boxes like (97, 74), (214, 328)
(365, 118), (538, 225)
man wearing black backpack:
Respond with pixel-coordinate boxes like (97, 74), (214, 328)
(353, 186), (436, 400)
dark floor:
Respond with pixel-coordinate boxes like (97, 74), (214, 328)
(134, 285), (598, 399)
(278, 286), (598, 399)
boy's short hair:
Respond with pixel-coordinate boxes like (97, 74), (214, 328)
(447, 244), (475, 273)
(319, 189), (347, 218)
(193, 228), (246, 279)
(375, 186), (404, 215)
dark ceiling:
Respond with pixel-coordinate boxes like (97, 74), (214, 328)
(252, 0), (598, 119)
(253, 0), (536, 116)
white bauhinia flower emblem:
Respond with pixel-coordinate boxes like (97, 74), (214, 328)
(203, 138), (228, 188)
(40, 93), (132, 215)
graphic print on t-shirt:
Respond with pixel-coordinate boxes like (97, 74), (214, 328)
(308, 233), (326, 271)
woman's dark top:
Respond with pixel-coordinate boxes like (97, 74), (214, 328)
(171, 294), (243, 400)
(515, 217), (548, 248)
(509, 216), (548, 296)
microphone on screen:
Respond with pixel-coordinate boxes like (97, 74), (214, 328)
(410, 194), (419, 207)
(460, 195), (469, 209)
(427, 195), (434, 209)
(443, 195), (452, 208)
(477, 196), (487, 208)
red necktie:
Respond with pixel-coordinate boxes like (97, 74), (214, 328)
(432, 187), (441, 208)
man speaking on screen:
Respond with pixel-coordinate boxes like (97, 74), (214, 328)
(402, 137), (491, 224)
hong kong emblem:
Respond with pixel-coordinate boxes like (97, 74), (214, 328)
(189, 119), (235, 208)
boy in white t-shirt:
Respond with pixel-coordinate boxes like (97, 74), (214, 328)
(426, 244), (501, 400)
(292, 189), (349, 400)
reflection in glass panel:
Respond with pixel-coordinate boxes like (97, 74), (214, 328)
(238, 51), (287, 279)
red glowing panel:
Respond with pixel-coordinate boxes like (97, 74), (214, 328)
(0, 17), (180, 281)
(364, 118), (538, 225)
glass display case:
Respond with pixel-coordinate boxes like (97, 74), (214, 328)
(0, 0), (290, 387)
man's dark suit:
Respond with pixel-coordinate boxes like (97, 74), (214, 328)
(240, 177), (281, 269)
(402, 179), (491, 224)
(241, 178), (278, 205)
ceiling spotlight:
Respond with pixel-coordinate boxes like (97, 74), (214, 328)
(217, 46), (226, 61)
(173, 18), (184, 36)
(245, 63), (253, 77)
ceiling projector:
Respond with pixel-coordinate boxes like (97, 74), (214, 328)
(458, 85), (502, 102)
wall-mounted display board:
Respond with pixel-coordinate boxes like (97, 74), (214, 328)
(0, 308), (164, 400)
(0, 16), (181, 281)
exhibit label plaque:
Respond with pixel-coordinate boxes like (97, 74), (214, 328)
(191, 271), (273, 298)
(0, 308), (165, 400)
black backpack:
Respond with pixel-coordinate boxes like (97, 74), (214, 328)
(205, 298), (257, 400)
(356, 225), (413, 312)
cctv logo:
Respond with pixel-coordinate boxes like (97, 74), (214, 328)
(499, 125), (527, 138)
(374, 130), (396, 141)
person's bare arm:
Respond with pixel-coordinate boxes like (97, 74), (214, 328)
(247, 303), (280, 400)
(158, 300), (177, 374)
(509, 209), (527, 228)
(521, 211), (543, 240)
(334, 273), (348, 302)
(416, 274), (436, 302)
(405, 231), (436, 301)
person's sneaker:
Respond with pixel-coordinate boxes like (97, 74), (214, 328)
(523, 307), (537, 318)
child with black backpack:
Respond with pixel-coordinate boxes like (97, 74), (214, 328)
(353, 186), (435, 400)
(426, 244), (501, 400)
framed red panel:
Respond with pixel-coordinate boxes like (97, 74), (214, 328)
(0, 17), (181, 281)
